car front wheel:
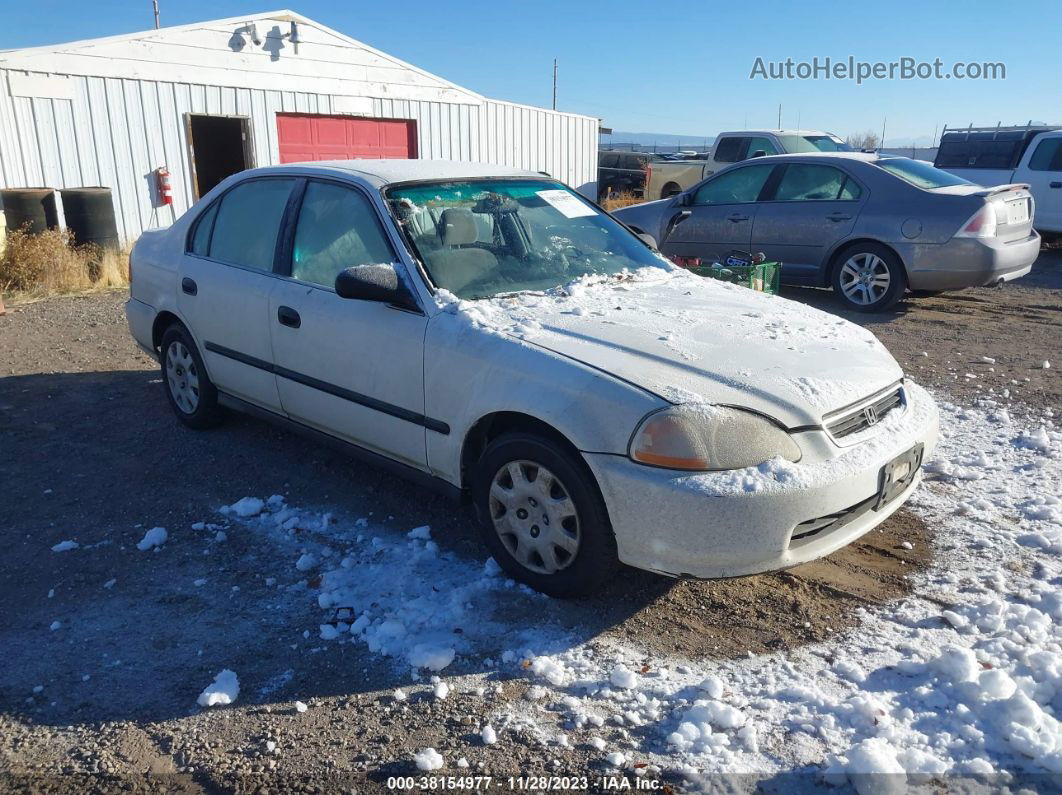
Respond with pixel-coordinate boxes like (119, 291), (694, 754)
(831, 243), (907, 312)
(160, 324), (223, 429)
(472, 433), (618, 598)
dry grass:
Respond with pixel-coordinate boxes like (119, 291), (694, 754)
(0, 226), (129, 301)
(600, 191), (645, 213)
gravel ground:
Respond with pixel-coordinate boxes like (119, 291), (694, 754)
(0, 248), (1058, 791)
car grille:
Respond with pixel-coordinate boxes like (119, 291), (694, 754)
(825, 385), (904, 440)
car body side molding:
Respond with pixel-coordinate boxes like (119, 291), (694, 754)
(203, 341), (451, 435)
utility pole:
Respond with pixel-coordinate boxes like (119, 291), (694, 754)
(880, 116), (887, 149)
(152, 0), (160, 29)
(552, 59), (557, 110)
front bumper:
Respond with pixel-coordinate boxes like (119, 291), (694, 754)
(584, 382), (939, 579)
(903, 232), (1040, 291)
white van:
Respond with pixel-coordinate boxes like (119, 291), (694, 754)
(935, 125), (1062, 237)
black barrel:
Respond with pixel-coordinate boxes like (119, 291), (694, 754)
(60, 188), (119, 250)
(1, 188), (59, 235)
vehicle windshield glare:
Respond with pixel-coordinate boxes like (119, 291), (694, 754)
(777, 135), (852, 153)
(387, 179), (668, 299)
(875, 157), (972, 189)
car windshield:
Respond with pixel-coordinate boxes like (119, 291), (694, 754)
(386, 179), (668, 299)
(778, 135), (852, 153)
(875, 158), (972, 189)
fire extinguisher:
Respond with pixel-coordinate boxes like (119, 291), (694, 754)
(156, 166), (173, 206)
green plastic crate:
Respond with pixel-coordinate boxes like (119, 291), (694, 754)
(687, 261), (781, 295)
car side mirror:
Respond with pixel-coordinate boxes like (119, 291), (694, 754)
(675, 192), (693, 207)
(335, 264), (418, 310)
(636, 232), (658, 250)
(750, 150), (767, 159)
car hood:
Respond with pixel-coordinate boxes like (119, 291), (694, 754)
(442, 268), (903, 428)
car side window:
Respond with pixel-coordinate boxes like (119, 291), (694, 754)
(291, 181), (396, 288)
(774, 165), (856, 201)
(1029, 139), (1062, 171)
(746, 136), (779, 157)
(713, 137), (744, 163)
(189, 202), (218, 255)
(693, 165), (774, 205)
(208, 179), (296, 270)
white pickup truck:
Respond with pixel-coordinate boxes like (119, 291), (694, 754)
(935, 125), (1062, 237)
(644, 129), (851, 201)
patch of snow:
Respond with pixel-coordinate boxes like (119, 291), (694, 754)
(481, 724), (497, 745)
(196, 669), (239, 707)
(413, 747), (444, 771)
(225, 497), (264, 517)
(135, 527), (167, 551)
(50, 540), (78, 552)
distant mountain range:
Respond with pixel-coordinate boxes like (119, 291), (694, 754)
(600, 131), (714, 149)
(602, 130), (943, 148)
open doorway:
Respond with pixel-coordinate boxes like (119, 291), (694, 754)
(186, 114), (254, 199)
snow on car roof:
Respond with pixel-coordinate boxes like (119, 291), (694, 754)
(263, 159), (547, 186)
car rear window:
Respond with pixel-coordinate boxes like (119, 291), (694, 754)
(875, 158), (971, 189)
(713, 137), (744, 163)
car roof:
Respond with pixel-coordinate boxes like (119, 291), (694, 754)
(245, 159), (547, 187)
(740, 151), (884, 163)
(715, 129), (837, 137)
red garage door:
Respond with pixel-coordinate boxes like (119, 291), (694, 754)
(276, 114), (417, 162)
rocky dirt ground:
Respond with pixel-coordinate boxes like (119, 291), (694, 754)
(0, 248), (1058, 792)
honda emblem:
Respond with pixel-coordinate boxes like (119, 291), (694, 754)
(864, 405), (879, 425)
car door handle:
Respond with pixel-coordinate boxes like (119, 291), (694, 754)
(826, 213), (853, 222)
(727, 214), (750, 222)
(1050, 181), (1061, 189)
(181, 277), (197, 296)
(277, 306), (301, 329)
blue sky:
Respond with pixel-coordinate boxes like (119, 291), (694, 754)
(6, 0), (1059, 145)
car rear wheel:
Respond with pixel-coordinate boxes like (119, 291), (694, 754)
(161, 324), (223, 429)
(472, 433), (618, 597)
(831, 243), (907, 312)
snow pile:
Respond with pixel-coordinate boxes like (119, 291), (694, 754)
(413, 747), (444, 771)
(196, 669), (239, 707)
(50, 540), (79, 552)
(135, 527), (167, 551)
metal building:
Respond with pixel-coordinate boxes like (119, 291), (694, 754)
(0, 10), (599, 242)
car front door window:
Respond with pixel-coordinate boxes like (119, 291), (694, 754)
(291, 181), (396, 288)
(693, 165), (774, 205)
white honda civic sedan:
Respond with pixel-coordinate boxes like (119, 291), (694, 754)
(126, 160), (938, 597)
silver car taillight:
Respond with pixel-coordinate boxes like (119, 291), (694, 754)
(955, 204), (997, 239)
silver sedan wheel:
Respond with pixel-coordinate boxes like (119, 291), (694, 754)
(165, 341), (200, 415)
(488, 460), (580, 575)
(839, 252), (891, 305)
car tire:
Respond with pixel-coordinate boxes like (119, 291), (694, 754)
(472, 432), (618, 598)
(160, 324), (223, 429)
(831, 243), (907, 312)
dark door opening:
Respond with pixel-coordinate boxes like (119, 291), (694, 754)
(186, 114), (253, 199)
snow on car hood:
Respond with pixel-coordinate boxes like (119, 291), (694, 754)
(436, 268), (903, 428)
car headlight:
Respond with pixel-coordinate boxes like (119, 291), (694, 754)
(629, 405), (801, 471)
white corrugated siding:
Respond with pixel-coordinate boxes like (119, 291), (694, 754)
(0, 15), (598, 243)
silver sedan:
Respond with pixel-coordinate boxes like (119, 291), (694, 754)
(614, 152), (1040, 311)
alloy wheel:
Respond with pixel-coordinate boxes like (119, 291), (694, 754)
(839, 252), (892, 306)
(488, 460), (580, 575)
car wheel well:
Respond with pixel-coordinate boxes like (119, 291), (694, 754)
(152, 311), (184, 353)
(460, 412), (582, 489)
(661, 182), (681, 199)
(827, 239), (907, 285)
